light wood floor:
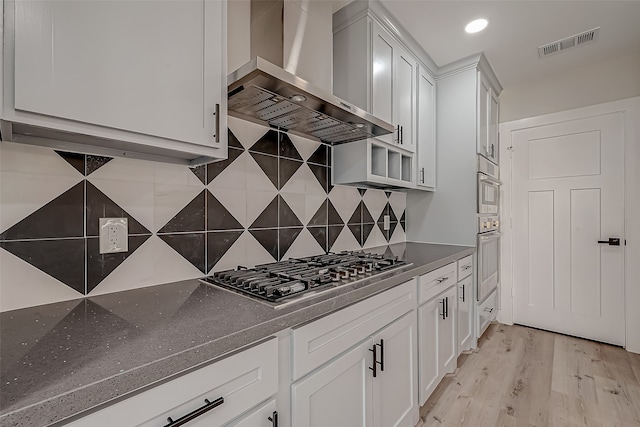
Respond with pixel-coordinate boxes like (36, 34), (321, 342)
(418, 323), (640, 427)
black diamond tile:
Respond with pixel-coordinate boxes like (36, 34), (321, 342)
(279, 195), (303, 228)
(308, 164), (329, 193)
(86, 182), (150, 236)
(0, 239), (85, 293)
(207, 191), (243, 231)
(347, 224), (362, 246)
(1, 182), (84, 240)
(348, 201), (363, 225)
(328, 225), (343, 250)
(400, 211), (406, 231)
(307, 144), (328, 166)
(55, 151), (85, 175)
(250, 151), (278, 189)
(86, 235), (150, 293)
(358, 188), (367, 196)
(249, 229), (278, 261)
(308, 226), (328, 253)
(308, 199), (328, 226)
(362, 203), (374, 224)
(158, 190), (206, 233)
(327, 200), (343, 225)
(228, 129), (244, 149)
(159, 233), (206, 273)
(249, 195), (278, 229)
(384, 247), (395, 258)
(362, 223), (374, 244)
(207, 147), (243, 184)
(327, 166), (334, 193)
(377, 221), (387, 241)
(279, 227), (303, 260)
(279, 158), (302, 190)
(389, 220), (398, 238)
(190, 165), (206, 184)
(249, 130), (279, 156)
(279, 133), (302, 160)
(389, 205), (398, 224)
(206, 230), (244, 272)
(385, 191), (392, 198)
(85, 155), (112, 176)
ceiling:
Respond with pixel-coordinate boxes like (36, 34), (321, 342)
(336, 1), (640, 89)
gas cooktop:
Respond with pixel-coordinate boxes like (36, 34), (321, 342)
(199, 251), (410, 308)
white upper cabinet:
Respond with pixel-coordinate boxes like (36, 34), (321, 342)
(477, 70), (500, 164)
(417, 67), (436, 189)
(2, 0), (227, 165)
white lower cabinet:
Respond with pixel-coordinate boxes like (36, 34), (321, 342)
(418, 285), (457, 405)
(224, 399), (277, 427)
(291, 311), (418, 427)
(457, 275), (474, 353)
(66, 339), (278, 427)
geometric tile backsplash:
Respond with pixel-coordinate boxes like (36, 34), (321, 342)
(0, 116), (406, 312)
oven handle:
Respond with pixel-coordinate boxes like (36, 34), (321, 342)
(478, 174), (502, 186)
(478, 232), (502, 241)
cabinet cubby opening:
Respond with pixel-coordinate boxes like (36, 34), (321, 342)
(388, 151), (401, 180)
(371, 145), (386, 177)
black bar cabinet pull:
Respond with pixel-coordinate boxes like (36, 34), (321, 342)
(597, 238), (620, 246)
(268, 411), (279, 427)
(164, 397), (224, 427)
(440, 299), (446, 320)
(214, 103), (220, 143)
(461, 284), (465, 302)
(445, 296), (449, 318)
(369, 344), (378, 377)
(376, 339), (384, 372)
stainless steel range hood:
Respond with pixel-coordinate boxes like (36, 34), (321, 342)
(227, 0), (393, 145)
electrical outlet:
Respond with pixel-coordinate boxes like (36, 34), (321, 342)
(383, 215), (390, 231)
(99, 218), (128, 254)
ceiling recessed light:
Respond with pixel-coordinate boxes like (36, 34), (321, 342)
(465, 18), (488, 34)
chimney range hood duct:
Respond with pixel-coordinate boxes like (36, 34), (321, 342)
(227, 1), (393, 145)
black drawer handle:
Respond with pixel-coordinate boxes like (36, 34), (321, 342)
(436, 277), (448, 284)
(597, 238), (620, 246)
(268, 411), (278, 427)
(369, 344), (378, 377)
(164, 397), (224, 427)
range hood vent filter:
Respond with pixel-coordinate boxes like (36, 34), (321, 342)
(538, 27), (600, 58)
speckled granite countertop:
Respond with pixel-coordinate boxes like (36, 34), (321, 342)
(0, 242), (474, 426)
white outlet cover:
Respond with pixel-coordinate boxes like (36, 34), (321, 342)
(99, 218), (128, 254)
(383, 215), (390, 231)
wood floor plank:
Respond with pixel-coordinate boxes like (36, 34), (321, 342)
(419, 324), (640, 427)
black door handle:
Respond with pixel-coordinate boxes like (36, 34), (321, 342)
(268, 411), (278, 427)
(598, 238), (621, 246)
(369, 344), (378, 377)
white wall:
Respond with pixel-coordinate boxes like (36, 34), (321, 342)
(500, 53), (640, 123)
(227, 0), (251, 73)
(498, 97), (640, 354)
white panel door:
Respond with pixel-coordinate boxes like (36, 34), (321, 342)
(371, 22), (393, 125)
(417, 68), (436, 188)
(291, 339), (374, 427)
(394, 48), (416, 152)
(373, 312), (418, 427)
(457, 275), (474, 352)
(437, 286), (457, 375)
(417, 298), (439, 405)
(512, 112), (625, 345)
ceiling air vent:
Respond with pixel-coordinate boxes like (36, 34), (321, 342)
(538, 27), (600, 58)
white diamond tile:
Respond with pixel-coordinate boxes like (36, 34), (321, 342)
(305, 194), (326, 225)
(329, 226), (360, 253)
(245, 232), (278, 266)
(287, 133), (321, 162)
(363, 225), (388, 249)
(0, 249), (83, 312)
(89, 176), (155, 233)
(209, 188), (248, 229)
(389, 192), (406, 219)
(280, 163), (325, 196)
(281, 228), (324, 260)
(153, 183), (203, 233)
(246, 190), (278, 227)
(389, 223), (406, 244)
(280, 192), (305, 225)
(90, 155), (155, 185)
(362, 189), (388, 223)
(328, 185), (361, 224)
(228, 116), (269, 150)
(0, 142), (80, 176)
(209, 231), (248, 273)
(209, 150), (250, 190)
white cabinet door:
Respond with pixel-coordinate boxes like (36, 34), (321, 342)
(394, 47), (416, 152)
(291, 339), (374, 427)
(489, 90), (500, 164)
(477, 71), (490, 160)
(457, 275), (474, 353)
(372, 22), (394, 126)
(373, 311), (418, 427)
(417, 298), (439, 405)
(12, 0), (225, 148)
(416, 67), (436, 189)
(438, 286), (457, 376)
(225, 399), (277, 427)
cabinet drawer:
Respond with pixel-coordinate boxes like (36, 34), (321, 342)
(418, 262), (457, 304)
(67, 339), (278, 427)
(478, 289), (498, 338)
(291, 279), (417, 380)
(457, 255), (473, 280)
